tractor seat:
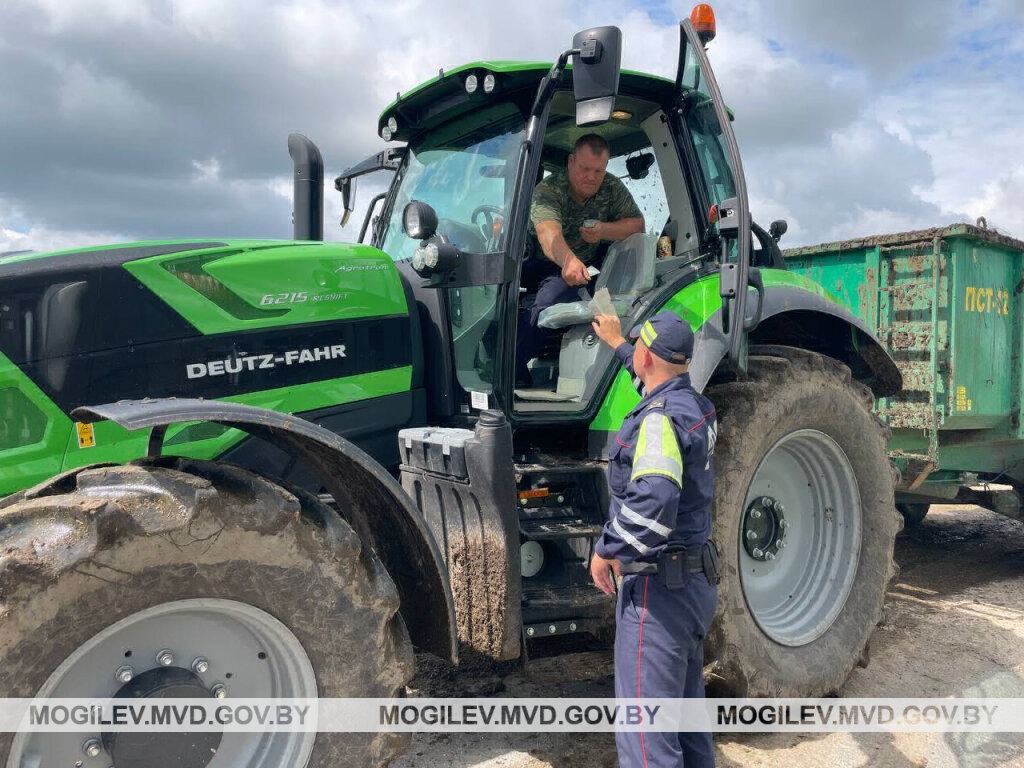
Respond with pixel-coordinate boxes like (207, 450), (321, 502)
(516, 233), (658, 403)
(536, 232), (659, 330)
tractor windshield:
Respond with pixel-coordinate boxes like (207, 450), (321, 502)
(379, 102), (527, 400)
(379, 103), (526, 262)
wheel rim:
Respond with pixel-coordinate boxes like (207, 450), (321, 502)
(739, 429), (862, 647)
(8, 598), (317, 768)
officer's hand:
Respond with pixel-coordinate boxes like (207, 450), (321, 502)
(579, 221), (603, 244)
(591, 313), (626, 349)
(562, 254), (591, 286)
(590, 553), (621, 596)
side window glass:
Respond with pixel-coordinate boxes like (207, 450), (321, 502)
(605, 154), (669, 235)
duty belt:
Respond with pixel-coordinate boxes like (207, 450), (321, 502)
(621, 552), (704, 575)
(619, 541), (721, 587)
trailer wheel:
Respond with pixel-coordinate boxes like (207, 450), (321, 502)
(704, 346), (898, 696)
(897, 502), (930, 527)
(0, 458), (413, 768)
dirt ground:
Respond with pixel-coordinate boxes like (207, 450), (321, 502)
(397, 504), (1024, 767)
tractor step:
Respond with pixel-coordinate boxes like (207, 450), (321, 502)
(520, 517), (603, 540)
(522, 582), (610, 611)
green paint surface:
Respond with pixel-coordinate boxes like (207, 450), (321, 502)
(590, 269), (832, 433)
(124, 241), (407, 335)
(0, 352), (74, 495)
(0, 364), (411, 496)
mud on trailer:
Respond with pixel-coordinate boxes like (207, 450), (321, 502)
(0, 8), (902, 766)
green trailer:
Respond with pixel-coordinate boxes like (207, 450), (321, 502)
(786, 223), (1024, 522)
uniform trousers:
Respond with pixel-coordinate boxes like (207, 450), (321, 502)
(614, 572), (718, 767)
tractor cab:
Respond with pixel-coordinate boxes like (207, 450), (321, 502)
(337, 7), (762, 434)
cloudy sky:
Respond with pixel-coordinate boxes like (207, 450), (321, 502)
(1, 0), (1022, 253)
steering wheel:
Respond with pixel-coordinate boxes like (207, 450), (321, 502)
(471, 205), (505, 250)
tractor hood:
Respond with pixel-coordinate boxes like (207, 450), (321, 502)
(0, 239), (414, 415)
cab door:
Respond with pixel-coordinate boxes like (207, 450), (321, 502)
(674, 12), (754, 372)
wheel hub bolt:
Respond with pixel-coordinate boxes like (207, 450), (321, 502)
(211, 683), (228, 699)
(778, 540), (787, 548)
(156, 649), (174, 667)
(750, 508), (762, 519)
(752, 547), (763, 558)
(115, 665), (134, 683)
(765, 552), (776, 561)
(775, 503), (786, 514)
(780, 519), (788, 529)
(192, 657), (210, 674)
(746, 530), (757, 540)
(760, 496), (773, 507)
(83, 738), (102, 757)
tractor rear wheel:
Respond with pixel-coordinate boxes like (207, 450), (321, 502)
(704, 346), (899, 696)
(0, 458), (413, 768)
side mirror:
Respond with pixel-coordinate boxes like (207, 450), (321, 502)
(571, 26), (622, 127)
(769, 219), (788, 242)
(339, 177), (356, 228)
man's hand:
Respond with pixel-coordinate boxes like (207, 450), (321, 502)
(590, 553), (621, 596)
(579, 221), (604, 244)
(591, 313), (626, 349)
(562, 254), (591, 286)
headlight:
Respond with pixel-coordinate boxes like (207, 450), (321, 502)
(465, 74), (478, 94)
(423, 243), (440, 269)
(411, 246), (426, 271)
(402, 201), (439, 240)
(387, 116), (398, 133)
(381, 125), (393, 141)
(483, 73), (495, 93)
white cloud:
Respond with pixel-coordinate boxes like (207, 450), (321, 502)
(0, 0), (1022, 251)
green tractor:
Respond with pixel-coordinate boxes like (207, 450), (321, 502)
(0, 11), (901, 767)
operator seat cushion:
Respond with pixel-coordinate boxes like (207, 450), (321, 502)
(537, 232), (659, 329)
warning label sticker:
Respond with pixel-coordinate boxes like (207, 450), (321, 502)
(76, 422), (96, 449)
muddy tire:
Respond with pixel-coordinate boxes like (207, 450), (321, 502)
(0, 458), (413, 768)
(704, 346), (899, 696)
(897, 503), (930, 527)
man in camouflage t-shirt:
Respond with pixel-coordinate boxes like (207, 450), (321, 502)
(516, 133), (644, 386)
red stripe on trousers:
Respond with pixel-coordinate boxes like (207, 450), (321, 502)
(638, 574), (650, 768)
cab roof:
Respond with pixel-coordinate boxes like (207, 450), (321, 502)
(378, 60), (677, 145)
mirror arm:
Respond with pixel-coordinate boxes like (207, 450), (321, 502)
(529, 48), (580, 118)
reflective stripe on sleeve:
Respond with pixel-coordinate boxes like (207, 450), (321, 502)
(619, 504), (673, 537)
(612, 517), (651, 554)
(630, 411), (683, 486)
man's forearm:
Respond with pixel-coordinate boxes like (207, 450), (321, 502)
(601, 217), (645, 241)
(537, 225), (576, 267)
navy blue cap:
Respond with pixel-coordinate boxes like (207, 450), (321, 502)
(629, 310), (694, 364)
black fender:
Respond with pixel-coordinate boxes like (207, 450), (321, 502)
(689, 283), (902, 398)
(72, 398), (457, 663)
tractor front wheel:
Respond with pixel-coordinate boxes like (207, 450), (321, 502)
(0, 458), (413, 768)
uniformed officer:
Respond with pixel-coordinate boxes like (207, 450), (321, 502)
(589, 309), (720, 768)
(515, 133), (644, 385)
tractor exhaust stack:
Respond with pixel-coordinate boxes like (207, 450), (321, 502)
(288, 133), (324, 241)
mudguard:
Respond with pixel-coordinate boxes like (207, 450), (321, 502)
(677, 274), (902, 397)
(72, 398), (457, 663)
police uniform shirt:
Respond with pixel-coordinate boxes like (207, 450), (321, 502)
(529, 171), (642, 264)
(595, 342), (717, 564)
